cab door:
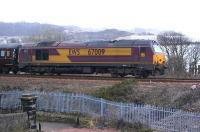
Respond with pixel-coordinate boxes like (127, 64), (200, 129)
(139, 47), (147, 64)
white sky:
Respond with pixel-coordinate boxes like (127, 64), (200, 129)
(0, 0), (200, 40)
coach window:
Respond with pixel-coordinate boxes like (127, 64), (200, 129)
(1, 50), (5, 57)
(140, 47), (146, 57)
(6, 50), (11, 57)
(36, 49), (49, 60)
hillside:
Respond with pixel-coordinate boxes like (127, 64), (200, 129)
(0, 22), (132, 42)
(67, 29), (132, 42)
(0, 22), (65, 36)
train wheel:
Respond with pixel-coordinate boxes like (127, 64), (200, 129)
(111, 73), (119, 78)
(119, 74), (125, 77)
(159, 69), (165, 75)
(13, 70), (18, 74)
(142, 73), (149, 78)
(57, 73), (61, 75)
(39, 72), (45, 75)
(141, 71), (149, 78)
(2, 68), (9, 74)
(154, 69), (163, 76)
(12, 68), (18, 74)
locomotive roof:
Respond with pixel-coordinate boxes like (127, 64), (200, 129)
(84, 39), (155, 47)
(27, 39), (155, 48)
(0, 43), (22, 48)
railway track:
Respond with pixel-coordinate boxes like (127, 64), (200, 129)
(1, 74), (200, 83)
(0, 74), (122, 81)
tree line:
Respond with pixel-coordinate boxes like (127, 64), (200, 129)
(157, 31), (200, 78)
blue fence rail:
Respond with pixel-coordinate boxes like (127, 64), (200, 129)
(0, 91), (200, 132)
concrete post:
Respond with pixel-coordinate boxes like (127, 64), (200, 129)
(20, 93), (37, 129)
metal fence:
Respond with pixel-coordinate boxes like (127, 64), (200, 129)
(0, 91), (200, 132)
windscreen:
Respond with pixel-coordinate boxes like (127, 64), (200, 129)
(153, 42), (163, 53)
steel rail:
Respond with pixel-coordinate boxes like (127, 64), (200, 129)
(1, 74), (200, 83)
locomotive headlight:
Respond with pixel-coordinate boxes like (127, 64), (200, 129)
(153, 53), (166, 65)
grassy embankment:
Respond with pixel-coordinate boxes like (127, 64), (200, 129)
(94, 79), (200, 112)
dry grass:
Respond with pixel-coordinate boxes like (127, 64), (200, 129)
(1, 76), (200, 112)
(0, 76), (117, 94)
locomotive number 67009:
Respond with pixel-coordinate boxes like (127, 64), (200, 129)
(88, 48), (105, 56)
(69, 48), (106, 56)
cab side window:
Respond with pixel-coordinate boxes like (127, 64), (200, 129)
(140, 47), (146, 57)
(36, 49), (49, 60)
(0, 50), (5, 57)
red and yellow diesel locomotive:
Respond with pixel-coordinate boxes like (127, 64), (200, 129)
(0, 40), (166, 78)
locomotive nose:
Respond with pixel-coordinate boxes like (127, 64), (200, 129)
(153, 53), (166, 65)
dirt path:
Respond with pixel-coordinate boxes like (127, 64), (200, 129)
(40, 122), (116, 132)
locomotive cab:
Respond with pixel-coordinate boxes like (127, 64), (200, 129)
(152, 42), (167, 75)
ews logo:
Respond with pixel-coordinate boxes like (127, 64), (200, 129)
(69, 48), (80, 56)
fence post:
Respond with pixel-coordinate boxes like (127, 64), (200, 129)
(20, 93), (37, 129)
(100, 98), (103, 117)
(120, 102), (123, 119)
(0, 93), (2, 110)
(148, 105), (152, 127)
(81, 94), (85, 113)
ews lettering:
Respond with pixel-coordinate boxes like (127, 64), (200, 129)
(69, 48), (80, 56)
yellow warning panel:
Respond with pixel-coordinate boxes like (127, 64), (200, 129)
(68, 48), (132, 56)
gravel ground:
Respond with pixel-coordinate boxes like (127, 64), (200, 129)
(0, 76), (197, 93)
(0, 76), (118, 94)
(40, 122), (116, 132)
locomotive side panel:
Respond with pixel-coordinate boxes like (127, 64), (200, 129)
(20, 47), (143, 64)
(19, 47), (154, 65)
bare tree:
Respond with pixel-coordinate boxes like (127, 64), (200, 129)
(157, 31), (191, 78)
(188, 42), (200, 76)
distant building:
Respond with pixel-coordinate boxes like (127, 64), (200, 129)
(0, 36), (22, 44)
(0, 37), (7, 44)
(116, 34), (157, 41)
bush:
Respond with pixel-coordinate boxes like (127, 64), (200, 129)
(94, 79), (145, 103)
(173, 89), (200, 110)
(0, 85), (23, 92)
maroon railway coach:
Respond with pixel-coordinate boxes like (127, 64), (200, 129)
(0, 43), (21, 74)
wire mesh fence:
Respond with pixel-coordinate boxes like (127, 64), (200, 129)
(0, 91), (200, 132)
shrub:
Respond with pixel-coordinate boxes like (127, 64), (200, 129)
(173, 88), (200, 110)
(94, 79), (145, 103)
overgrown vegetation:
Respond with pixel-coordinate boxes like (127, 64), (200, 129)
(115, 120), (153, 132)
(0, 125), (27, 132)
(0, 85), (23, 91)
(94, 79), (200, 112)
(37, 112), (153, 132)
(0, 113), (28, 132)
(94, 79), (146, 103)
(172, 89), (200, 111)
